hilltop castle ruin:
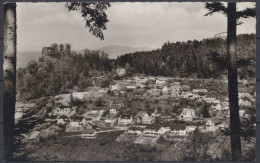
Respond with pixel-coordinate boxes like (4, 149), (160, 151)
(42, 43), (71, 57)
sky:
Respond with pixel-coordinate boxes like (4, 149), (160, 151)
(17, 2), (256, 52)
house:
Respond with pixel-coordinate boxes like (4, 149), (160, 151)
(53, 106), (77, 117)
(91, 107), (103, 114)
(180, 108), (196, 121)
(238, 93), (251, 98)
(169, 124), (187, 136)
(126, 84), (136, 90)
(110, 82), (121, 91)
(57, 115), (69, 124)
(81, 129), (96, 139)
(134, 75), (149, 84)
(149, 89), (161, 96)
(109, 108), (118, 114)
(144, 124), (165, 136)
(104, 114), (118, 126)
(156, 78), (167, 87)
(193, 89), (208, 93)
(213, 100), (221, 104)
(239, 110), (246, 117)
(170, 85), (182, 94)
(98, 88), (108, 95)
(117, 68), (126, 76)
(66, 116), (87, 132)
(206, 117), (228, 132)
(134, 111), (154, 124)
(118, 114), (133, 126)
(69, 116), (87, 127)
(127, 126), (143, 135)
(203, 97), (216, 104)
(72, 92), (86, 100)
(162, 86), (169, 94)
(186, 126), (197, 133)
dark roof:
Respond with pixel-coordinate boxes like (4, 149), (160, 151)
(58, 115), (69, 119)
(169, 124), (186, 130)
(120, 114), (132, 119)
(210, 117), (222, 125)
(145, 124), (161, 131)
(71, 116), (84, 122)
(128, 126), (143, 131)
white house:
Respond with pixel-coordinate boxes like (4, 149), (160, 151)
(109, 108), (118, 115)
(53, 106), (76, 117)
(127, 126), (143, 135)
(66, 116), (87, 132)
(69, 116), (87, 127)
(72, 92), (86, 100)
(169, 124), (187, 136)
(186, 126), (197, 133)
(203, 97), (216, 104)
(57, 115), (69, 124)
(180, 108), (196, 121)
(134, 111), (154, 124)
(117, 68), (126, 76)
(126, 84), (136, 90)
(118, 114), (133, 126)
(104, 114), (118, 126)
(193, 89), (208, 93)
(156, 78), (167, 87)
(162, 86), (169, 94)
(206, 117), (228, 132)
(170, 85), (182, 94)
(144, 124), (165, 136)
(91, 108), (103, 114)
(134, 75), (149, 84)
(110, 83), (121, 91)
(239, 110), (246, 117)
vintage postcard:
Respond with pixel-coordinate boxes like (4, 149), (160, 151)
(2, 1), (256, 162)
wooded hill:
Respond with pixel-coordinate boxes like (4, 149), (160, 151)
(17, 34), (255, 101)
(115, 34), (255, 79)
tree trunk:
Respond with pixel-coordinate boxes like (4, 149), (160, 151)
(3, 3), (16, 162)
(227, 2), (242, 161)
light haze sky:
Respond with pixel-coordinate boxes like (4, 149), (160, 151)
(17, 2), (256, 52)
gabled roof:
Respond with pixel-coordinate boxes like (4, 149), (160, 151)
(145, 124), (161, 131)
(70, 115), (84, 122)
(209, 117), (222, 125)
(135, 111), (151, 118)
(128, 126), (143, 131)
(182, 108), (194, 114)
(120, 113), (132, 119)
(169, 124), (186, 130)
(58, 115), (69, 120)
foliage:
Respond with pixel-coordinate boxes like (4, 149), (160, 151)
(17, 50), (112, 100)
(205, 2), (256, 25)
(122, 143), (158, 161)
(66, 2), (111, 40)
(116, 34), (255, 79)
(179, 129), (214, 161)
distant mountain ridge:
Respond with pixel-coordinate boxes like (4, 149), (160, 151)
(17, 51), (42, 68)
(98, 45), (153, 59)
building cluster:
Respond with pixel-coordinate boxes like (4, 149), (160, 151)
(16, 73), (255, 143)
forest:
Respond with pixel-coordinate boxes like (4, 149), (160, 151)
(17, 34), (255, 101)
(116, 34), (255, 79)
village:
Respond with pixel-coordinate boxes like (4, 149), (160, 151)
(15, 67), (256, 148)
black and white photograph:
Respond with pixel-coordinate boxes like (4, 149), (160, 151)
(3, 1), (256, 162)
